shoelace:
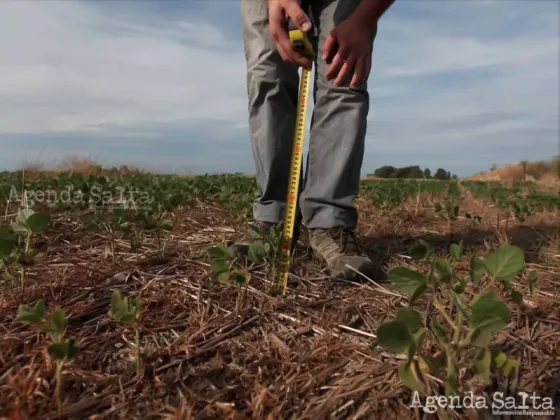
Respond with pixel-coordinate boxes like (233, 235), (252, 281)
(323, 227), (361, 256)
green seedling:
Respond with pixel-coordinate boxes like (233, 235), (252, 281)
(1, 208), (50, 298)
(207, 222), (282, 301)
(434, 201), (460, 222)
(376, 242), (536, 419)
(140, 211), (173, 261)
(14, 300), (79, 414)
(207, 243), (255, 316)
(129, 227), (145, 262)
(247, 223), (286, 293)
(108, 290), (142, 377)
(510, 198), (536, 223)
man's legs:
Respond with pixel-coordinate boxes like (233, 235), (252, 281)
(301, 0), (378, 279)
(240, 0), (301, 225)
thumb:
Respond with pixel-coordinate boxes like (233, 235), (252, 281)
(285, 2), (312, 32)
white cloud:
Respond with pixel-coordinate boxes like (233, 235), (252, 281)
(0, 1), (247, 134)
(0, 0), (557, 175)
(363, 3), (559, 161)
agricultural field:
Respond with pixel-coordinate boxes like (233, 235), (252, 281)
(0, 170), (559, 419)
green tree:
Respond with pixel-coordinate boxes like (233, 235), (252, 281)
(433, 168), (449, 180)
(423, 168), (431, 178)
(374, 165), (397, 178)
(397, 165), (423, 179)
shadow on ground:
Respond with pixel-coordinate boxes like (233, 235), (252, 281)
(358, 223), (559, 278)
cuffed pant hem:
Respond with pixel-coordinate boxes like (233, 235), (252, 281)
(252, 201), (285, 224)
(302, 207), (358, 230)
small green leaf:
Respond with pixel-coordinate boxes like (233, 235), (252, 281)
(17, 208), (35, 223)
(409, 283), (428, 306)
(493, 351), (519, 379)
(528, 270), (537, 294)
(475, 348), (492, 385)
(483, 244), (525, 282)
(398, 360), (427, 394)
(248, 225), (262, 239)
(15, 300), (47, 324)
(210, 258), (230, 282)
(26, 212), (51, 233)
(433, 258), (452, 283)
(129, 297), (141, 312)
(48, 342), (69, 360)
(0, 230), (17, 256)
(0, 227), (16, 240)
(409, 242), (429, 261)
(47, 339), (79, 361)
(396, 307), (422, 333)
(115, 313), (136, 323)
(449, 242), (463, 261)
(110, 290), (127, 315)
(109, 291), (140, 325)
(493, 351), (507, 369)
(470, 255), (485, 285)
(207, 244), (231, 260)
(377, 320), (411, 354)
(11, 222), (29, 234)
(50, 309), (66, 333)
(468, 317), (508, 347)
(388, 267), (427, 299)
(248, 243), (267, 263)
(470, 292), (510, 326)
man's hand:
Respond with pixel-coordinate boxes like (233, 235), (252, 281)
(323, 15), (377, 88)
(268, 0), (313, 69)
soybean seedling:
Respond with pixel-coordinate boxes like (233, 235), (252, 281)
(376, 242), (537, 420)
(207, 243), (251, 316)
(2, 208), (50, 298)
(208, 223), (283, 305)
(109, 290), (142, 377)
(139, 210), (173, 262)
(14, 300), (79, 414)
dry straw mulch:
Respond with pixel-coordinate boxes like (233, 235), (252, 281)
(1, 197), (559, 419)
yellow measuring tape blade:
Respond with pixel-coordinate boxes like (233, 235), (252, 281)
(277, 67), (312, 295)
(275, 26), (314, 295)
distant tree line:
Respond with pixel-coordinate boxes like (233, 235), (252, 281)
(368, 165), (457, 180)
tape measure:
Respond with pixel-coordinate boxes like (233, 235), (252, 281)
(274, 20), (315, 295)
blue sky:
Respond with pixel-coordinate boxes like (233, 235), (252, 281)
(0, 0), (558, 177)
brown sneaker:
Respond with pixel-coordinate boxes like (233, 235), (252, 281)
(309, 227), (379, 281)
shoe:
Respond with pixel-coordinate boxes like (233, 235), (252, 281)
(309, 227), (380, 281)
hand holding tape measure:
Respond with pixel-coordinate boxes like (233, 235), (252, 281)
(267, 0), (315, 68)
(273, 20), (315, 295)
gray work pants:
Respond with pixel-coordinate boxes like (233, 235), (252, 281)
(241, 0), (373, 230)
